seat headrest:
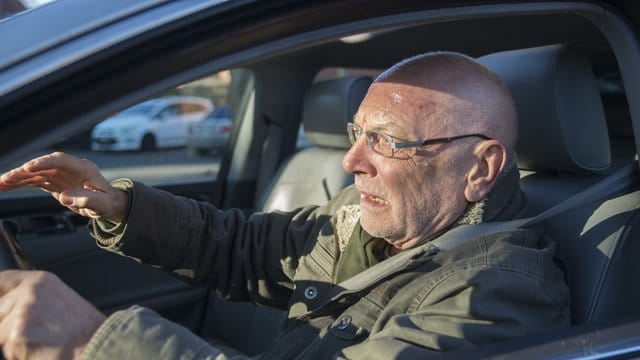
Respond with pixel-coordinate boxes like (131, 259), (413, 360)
(480, 44), (610, 173)
(302, 76), (372, 149)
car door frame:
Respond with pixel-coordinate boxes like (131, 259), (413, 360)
(2, 1), (640, 358)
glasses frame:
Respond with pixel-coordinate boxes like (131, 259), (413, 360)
(347, 122), (490, 159)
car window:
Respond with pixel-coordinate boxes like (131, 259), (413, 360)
(0, 68), (250, 199)
(119, 103), (157, 116)
(157, 104), (181, 119)
(181, 102), (209, 114)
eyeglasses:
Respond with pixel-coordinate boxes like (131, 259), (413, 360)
(347, 122), (490, 159)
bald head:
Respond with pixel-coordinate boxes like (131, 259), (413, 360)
(345, 52), (519, 246)
(374, 52), (518, 156)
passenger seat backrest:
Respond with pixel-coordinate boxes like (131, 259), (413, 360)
(203, 76), (371, 357)
(481, 45), (640, 325)
(259, 75), (371, 212)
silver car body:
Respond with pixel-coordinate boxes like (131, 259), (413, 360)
(187, 106), (232, 154)
(91, 96), (212, 151)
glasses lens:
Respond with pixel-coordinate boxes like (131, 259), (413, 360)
(347, 123), (412, 159)
(367, 131), (393, 157)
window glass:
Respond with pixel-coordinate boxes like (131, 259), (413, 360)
(181, 102), (208, 114)
(157, 104), (182, 119)
(1, 69), (251, 199)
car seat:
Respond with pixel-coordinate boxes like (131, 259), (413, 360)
(257, 75), (371, 212)
(202, 75), (371, 356)
(481, 44), (640, 325)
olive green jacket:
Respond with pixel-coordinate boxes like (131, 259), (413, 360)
(83, 170), (570, 359)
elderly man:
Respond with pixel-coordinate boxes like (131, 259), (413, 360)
(0, 52), (569, 359)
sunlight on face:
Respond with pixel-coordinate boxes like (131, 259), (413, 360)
(342, 81), (475, 250)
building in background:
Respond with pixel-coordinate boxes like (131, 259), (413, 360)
(1, 0), (54, 20)
(0, 0), (24, 19)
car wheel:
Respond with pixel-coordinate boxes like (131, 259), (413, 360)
(140, 134), (156, 151)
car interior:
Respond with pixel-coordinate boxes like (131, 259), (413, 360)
(1, 1), (640, 357)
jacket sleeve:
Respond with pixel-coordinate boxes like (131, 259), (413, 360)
(82, 306), (248, 360)
(336, 261), (570, 359)
(90, 179), (359, 308)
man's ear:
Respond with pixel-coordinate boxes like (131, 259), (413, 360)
(464, 140), (507, 202)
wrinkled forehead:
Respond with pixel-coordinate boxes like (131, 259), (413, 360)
(355, 81), (472, 137)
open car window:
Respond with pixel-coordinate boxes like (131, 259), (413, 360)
(0, 69), (250, 201)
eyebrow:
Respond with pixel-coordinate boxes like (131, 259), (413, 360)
(369, 122), (419, 142)
(353, 115), (408, 137)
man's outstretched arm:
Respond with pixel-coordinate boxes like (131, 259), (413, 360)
(0, 152), (129, 223)
(0, 153), (237, 359)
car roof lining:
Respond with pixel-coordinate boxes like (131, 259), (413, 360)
(252, 12), (610, 71)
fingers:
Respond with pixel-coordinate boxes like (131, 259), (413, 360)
(0, 153), (68, 183)
(59, 189), (105, 216)
(0, 271), (28, 359)
(2, 152), (86, 183)
(0, 295), (16, 337)
(22, 152), (82, 173)
(0, 154), (67, 191)
(0, 168), (42, 189)
(0, 152), (110, 194)
(0, 175), (53, 191)
(0, 270), (104, 359)
(0, 173), (103, 196)
(0, 271), (28, 297)
(0, 152), (125, 220)
(0, 181), (35, 192)
(27, 153), (109, 186)
(59, 188), (126, 220)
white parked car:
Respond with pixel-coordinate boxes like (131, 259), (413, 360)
(91, 96), (213, 151)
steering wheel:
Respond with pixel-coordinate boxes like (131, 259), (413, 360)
(0, 220), (33, 270)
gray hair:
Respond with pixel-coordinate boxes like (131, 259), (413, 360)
(374, 51), (483, 83)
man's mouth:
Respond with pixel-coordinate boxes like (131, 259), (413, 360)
(360, 192), (388, 205)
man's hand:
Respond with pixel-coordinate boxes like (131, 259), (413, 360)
(0, 270), (106, 360)
(0, 152), (128, 223)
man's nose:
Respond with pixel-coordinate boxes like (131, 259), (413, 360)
(342, 136), (374, 175)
